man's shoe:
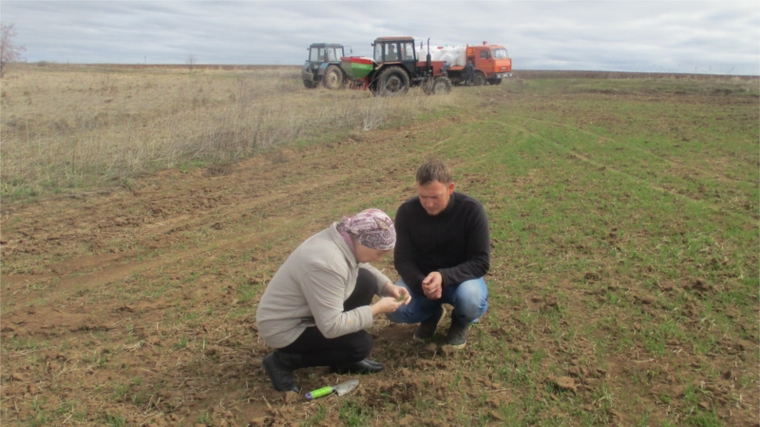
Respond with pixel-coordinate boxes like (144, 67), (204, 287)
(444, 318), (470, 349)
(413, 305), (446, 341)
(331, 359), (384, 374)
(262, 351), (301, 392)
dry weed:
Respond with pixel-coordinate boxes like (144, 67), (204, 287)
(1, 64), (457, 198)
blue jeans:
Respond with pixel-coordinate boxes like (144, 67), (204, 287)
(386, 277), (488, 325)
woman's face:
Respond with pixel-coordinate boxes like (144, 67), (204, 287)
(354, 242), (392, 263)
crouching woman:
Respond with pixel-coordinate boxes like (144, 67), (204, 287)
(255, 209), (410, 392)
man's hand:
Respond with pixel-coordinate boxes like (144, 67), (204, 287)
(421, 271), (443, 300)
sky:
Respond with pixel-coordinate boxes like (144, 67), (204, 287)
(2, 0), (759, 75)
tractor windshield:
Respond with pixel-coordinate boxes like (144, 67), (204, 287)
(400, 41), (416, 61)
(491, 48), (509, 59)
(326, 47), (343, 61)
(376, 43), (399, 62)
(374, 41), (416, 62)
(309, 48), (323, 62)
(309, 47), (344, 63)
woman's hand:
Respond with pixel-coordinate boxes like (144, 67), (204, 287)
(370, 297), (404, 316)
(381, 283), (412, 305)
(370, 283), (412, 316)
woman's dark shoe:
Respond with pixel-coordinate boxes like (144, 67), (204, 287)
(331, 358), (384, 374)
(262, 351), (302, 392)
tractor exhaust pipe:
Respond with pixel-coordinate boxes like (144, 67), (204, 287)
(426, 38), (431, 71)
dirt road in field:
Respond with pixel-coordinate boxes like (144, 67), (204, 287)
(2, 87), (757, 427)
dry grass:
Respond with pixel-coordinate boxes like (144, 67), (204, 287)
(1, 64), (457, 199)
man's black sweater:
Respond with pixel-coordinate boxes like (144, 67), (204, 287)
(394, 192), (490, 296)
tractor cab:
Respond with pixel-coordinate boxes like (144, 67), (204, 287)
(309, 43), (344, 63)
(302, 43), (348, 89)
(372, 37), (418, 74)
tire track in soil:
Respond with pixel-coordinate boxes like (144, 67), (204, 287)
(454, 101), (759, 427)
(490, 115), (757, 224)
(0, 119), (444, 316)
(1, 116), (454, 426)
(479, 90), (755, 215)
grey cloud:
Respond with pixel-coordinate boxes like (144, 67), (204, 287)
(2, 0), (757, 74)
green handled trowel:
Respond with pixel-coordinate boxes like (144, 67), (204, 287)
(305, 379), (359, 400)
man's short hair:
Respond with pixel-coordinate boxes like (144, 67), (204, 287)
(416, 158), (453, 185)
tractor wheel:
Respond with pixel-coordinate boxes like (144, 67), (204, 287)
(488, 77), (502, 86)
(303, 79), (318, 89)
(377, 66), (410, 96)
(424, 76), (452, 95)
(472, 71), (486, 86)
(322, 65), (346, 90)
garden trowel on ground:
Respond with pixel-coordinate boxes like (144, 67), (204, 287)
(305, 379), (359, 400)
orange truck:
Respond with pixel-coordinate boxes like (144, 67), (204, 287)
(420, 42), (513, 86)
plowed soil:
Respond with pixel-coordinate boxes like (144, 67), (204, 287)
(2, 82), (757, 427)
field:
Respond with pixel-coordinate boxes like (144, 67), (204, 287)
(1, 64), (758, 427)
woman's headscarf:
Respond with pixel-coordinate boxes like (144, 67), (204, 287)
(337, 208), (396, 251)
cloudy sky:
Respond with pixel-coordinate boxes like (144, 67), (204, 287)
(2, 1), (758, 75)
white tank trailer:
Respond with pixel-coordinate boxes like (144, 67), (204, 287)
(418, 41), (512, 86)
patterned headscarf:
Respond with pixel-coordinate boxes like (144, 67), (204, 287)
(337, 208), (396, 251)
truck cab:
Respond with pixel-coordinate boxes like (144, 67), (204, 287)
(466, 43), (512, 85)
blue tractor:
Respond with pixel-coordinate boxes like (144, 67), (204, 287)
(301, 43), (348, 90)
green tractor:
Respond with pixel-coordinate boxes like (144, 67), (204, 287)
(341, 36), (452, 96)
(301, 43), (348, 90)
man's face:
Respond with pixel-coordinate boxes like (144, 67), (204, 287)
(417, 180), (454, 216)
